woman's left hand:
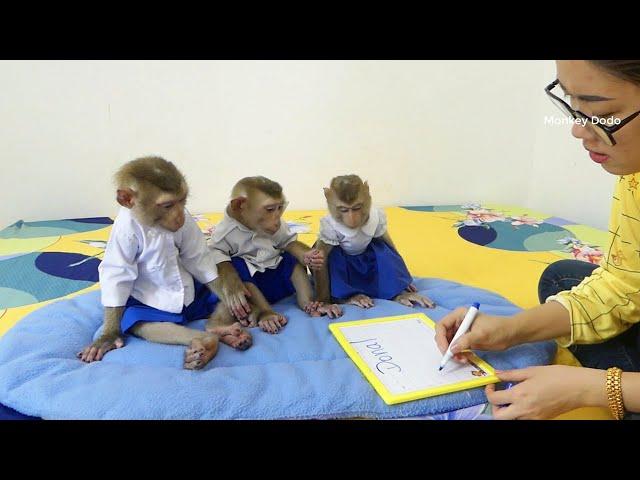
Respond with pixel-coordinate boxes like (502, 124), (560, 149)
(485, 365), (604, 419)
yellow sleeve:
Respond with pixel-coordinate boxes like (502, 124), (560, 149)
(548, 266), (640, 347)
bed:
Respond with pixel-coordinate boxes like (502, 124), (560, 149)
(0, 204), (612, 419)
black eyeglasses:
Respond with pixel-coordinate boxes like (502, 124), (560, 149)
(545, 79), (640, 146)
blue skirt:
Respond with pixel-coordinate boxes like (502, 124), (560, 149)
(231, 252), (297, 305)
(120, 281), (219, 333)
(329, 238), (412, 300)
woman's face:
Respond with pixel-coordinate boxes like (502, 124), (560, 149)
(556, 60), (640, 175)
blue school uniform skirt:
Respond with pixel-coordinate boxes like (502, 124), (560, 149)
(328, 238), (412, 300)
(120, 281), (219, 333)
(231, 252), (297, 304)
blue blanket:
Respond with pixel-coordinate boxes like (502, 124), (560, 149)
(0, 278), (556, 419)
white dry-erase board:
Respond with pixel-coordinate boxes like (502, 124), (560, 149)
(329, 313), (499, 405)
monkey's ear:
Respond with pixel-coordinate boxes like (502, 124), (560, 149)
(323, 187), (332, 200)
(116, 189), (136, 209)
(230, 196), (247, 212)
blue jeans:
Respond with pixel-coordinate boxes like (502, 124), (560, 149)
(538, 259), (640, 372)
(540, 260), (640, 419)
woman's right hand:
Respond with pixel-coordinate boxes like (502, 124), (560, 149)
(434, 307), (518, 362)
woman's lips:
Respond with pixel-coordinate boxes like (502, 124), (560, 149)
(588, 150), (610, 164)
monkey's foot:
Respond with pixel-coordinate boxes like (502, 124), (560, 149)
(303, 301), (322, 316)
(257, 311), (288, 334)
(393, 292), (436, 308)
(303, 302), (343, 319)
(184, 334), (219, 370)
(207, 322), (253, 350)
(345, 294), (375, 309)
(241, 311), (259, 328)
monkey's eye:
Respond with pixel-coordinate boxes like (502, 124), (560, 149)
(338, 208), (350, 213)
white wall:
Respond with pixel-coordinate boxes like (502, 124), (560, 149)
(0, 60), (609, 229)
(526, 61), (613, 230)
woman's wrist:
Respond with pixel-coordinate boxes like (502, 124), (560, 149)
(577, 367), (609, 409)
(508, 302), (572, 347)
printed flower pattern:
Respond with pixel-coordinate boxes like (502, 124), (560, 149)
(557, 237), (603, 264)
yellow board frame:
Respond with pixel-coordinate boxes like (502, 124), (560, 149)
(329, 313), (499, 405)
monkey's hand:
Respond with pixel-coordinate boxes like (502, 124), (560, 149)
(394, 292), (436, 308)
(304, 301), (343, 319)
(215, 273), (253, 320)
(77, 332), (125, 363)
(406, 283), (418, 293)
(303, 248), (325, 271)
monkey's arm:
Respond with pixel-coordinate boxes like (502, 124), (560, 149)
(284, 241), (325, 270)
(80, 222), (140, 362)
(312, 240), (334, 303)
(177, 212), (219, 285)
(207, 233), (253, 319)
(78, 306), (125, 362)
(211, 261), (252, 320)
(283, 240), (311, 264)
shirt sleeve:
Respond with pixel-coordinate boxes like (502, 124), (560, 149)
(99, 221), (139, 307)
(177, 212), (219, 284)
(318, 216), (340, 246)
(547, 266), (640, 347)
(207, 230), (236, 265)
(373, 208), (388, 237)
(274, 221), (298, 249)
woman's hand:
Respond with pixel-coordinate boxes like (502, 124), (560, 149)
(486, 365), (606, 419)
(434, 307), (518, 362)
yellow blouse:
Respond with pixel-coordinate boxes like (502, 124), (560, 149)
(550, 174), (640, 346)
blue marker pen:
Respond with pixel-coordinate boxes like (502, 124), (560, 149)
(498, 382), (514, 408)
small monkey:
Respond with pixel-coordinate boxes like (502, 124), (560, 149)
(314, 175), (435, 309)
(77, 156), (252, 370)
(207, 176), (343, 335)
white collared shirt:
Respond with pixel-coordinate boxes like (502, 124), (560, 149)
(99, 207), (218, 313)
(318, 207), (387, 255)
(207, 209), (297, 276)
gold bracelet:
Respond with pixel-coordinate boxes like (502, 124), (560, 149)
(606, 367), (625, 420)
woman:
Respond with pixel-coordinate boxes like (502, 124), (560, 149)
(435, 60), (640, 420)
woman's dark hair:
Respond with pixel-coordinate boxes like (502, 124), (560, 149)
(590, 61), (640, 86)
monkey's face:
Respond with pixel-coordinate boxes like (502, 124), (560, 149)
(134, 186), (188, 233)
(334, 200), (368, 229)
(243, 191), (288, 236)
(324, 180), (372, 230)
(154, 193), (188, 233)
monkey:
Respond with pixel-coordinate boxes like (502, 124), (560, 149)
(206, 176), (343, 335)
(77, 156), (252, 371)
(313, 175), (435, 309)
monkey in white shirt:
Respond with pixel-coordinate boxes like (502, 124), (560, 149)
(314, 175), (435, 309)
(78, 157), (252, 370)
(207, 176), (343, 334)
